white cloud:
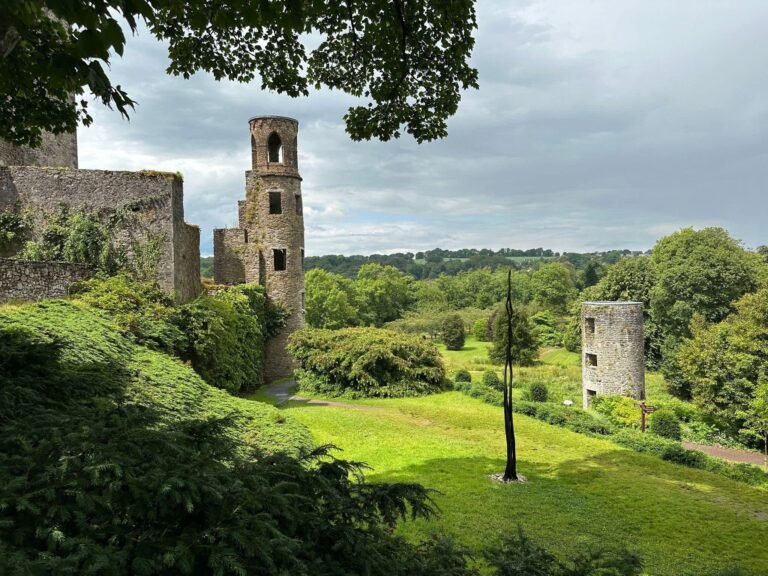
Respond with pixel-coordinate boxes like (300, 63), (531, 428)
(78, 1), (768, 256)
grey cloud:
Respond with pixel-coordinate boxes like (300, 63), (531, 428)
(78, 1), (768, 256)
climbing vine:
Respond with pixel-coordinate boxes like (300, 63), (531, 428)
(0, 210), (29, 254)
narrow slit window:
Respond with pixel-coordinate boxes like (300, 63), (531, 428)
(268, 132), (282, 163)
(269, 191), (282, 214)
(273, 249), (286, 271)
(585, 317), (595, 334)
(295, 193), (303, 215)
(585, 353), (598, 367)
(301, 291), (305, 312)
(243, 229), (249, 243)
(301, 248), (305, 267)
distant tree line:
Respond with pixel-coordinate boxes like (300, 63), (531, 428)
(303, 247), (642, 280)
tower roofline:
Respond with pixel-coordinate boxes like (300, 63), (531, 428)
(248, 115), (298, 123)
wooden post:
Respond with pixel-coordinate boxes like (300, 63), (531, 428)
(638, 402), (657, 433)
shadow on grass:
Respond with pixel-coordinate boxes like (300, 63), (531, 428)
(361, 450), (768, 576)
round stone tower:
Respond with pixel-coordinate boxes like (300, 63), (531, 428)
(246, 116), (305, 381)
(581, 301), (645, 408)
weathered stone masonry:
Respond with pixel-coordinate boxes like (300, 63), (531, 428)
(581, 301), (645, 408)
(0, 258), (92, 303)
(214, 116), (305, 381)
(0, 166), (201, 303)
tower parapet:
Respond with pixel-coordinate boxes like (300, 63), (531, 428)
(581, 301), (645, 408)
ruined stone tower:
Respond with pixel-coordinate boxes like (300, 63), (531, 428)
(213, 116), (305, 381)
(581, 301), (645, 408)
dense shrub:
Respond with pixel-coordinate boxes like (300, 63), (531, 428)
(528, 381), (549, 402)
(472, 318), (489, 341)
(455, 369), (472, 383)
(593, 395), (641, 428)
(289, 327), (447, 398)
(441, 313), (466, 350)
(176, 285), (274, 394)
(482, 369), (502, 391)
(72, 274), (185, 352)
(650, 409), (682, 440)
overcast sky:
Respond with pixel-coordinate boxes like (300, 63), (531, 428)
(78, 0), (768, 257)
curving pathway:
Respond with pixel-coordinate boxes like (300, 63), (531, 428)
(264, 379), (383, 412)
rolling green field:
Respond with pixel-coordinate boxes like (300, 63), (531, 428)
(253, 340), (768, 575)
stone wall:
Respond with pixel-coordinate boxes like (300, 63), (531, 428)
(0, 258), (91, 303)
(0, 131), (78, 169)
(581, 301), (645, 408)
(213, 228), (262, 285)
(0, 167), (200, 302)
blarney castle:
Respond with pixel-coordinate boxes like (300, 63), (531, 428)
(0, 115), (305, 381)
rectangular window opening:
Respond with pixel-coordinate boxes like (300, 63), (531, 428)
(295, 194), (303, 215)
(269, 191), (282, 214)
(585, 317), (595, 334)
(273, 248), (286, 271)
(243, 229), (249, 244)
(585, 353), (598, 367)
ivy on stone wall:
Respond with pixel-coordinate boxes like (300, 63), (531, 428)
(0, 210), (29, 254)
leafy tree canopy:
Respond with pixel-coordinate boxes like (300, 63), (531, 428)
(675, 288), (768, 432)
(649, 227), (767, 341)
(0, 0), (479, 146)
(304, 268), (360, 329)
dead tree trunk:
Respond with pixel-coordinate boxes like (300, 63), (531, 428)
(502, 269), (518, 481)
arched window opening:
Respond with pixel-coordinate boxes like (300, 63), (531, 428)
(268, 132), (282, 163)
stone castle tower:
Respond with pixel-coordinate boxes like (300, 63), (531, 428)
(581, 301), (645, 408)
(213, 116), (305, 381)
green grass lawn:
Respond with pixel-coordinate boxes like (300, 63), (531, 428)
(440, 338), (674, 407)
(272, 391), (768, 575)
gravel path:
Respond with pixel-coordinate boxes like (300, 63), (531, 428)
(683, 441), (766, 468)
(264, 379), (382, 412)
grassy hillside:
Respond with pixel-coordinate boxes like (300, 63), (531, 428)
(270, 391), (768, 575)
(0, 299), (311, 455)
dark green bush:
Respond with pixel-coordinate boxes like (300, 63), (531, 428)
(72, 274), (185, 352)
(455, 369), (472, 383)
(489, 305), (538, 366)
(529, 382), (549, 402)
(650, 409), (682, 440)
(441, 313), (466, 350)
(482, 370), (503, 391)
(289, 327), (447, 398)
(176, 285), (271, 394)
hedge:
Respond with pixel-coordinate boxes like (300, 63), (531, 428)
(289, 327), (447, 398)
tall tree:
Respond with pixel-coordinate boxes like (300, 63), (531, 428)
(0, 0), (479, 146)
(502, 270), (518, 482)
